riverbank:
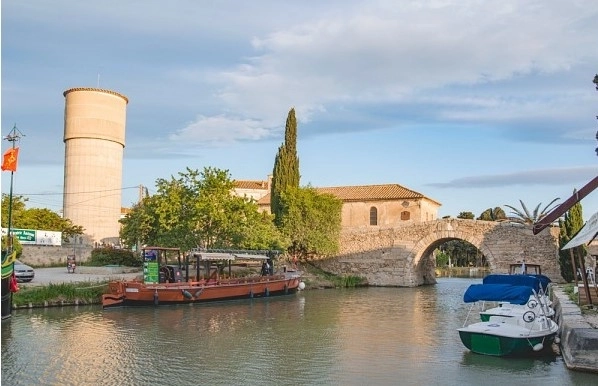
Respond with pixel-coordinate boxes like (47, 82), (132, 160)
(552, 286), (598, 373)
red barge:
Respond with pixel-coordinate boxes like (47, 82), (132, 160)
(102, 247), (303, 309)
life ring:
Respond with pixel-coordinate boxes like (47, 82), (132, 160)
(523, 310), (536, 322)
(527, 299), (538, 308)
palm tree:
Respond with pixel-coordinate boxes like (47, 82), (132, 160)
(504, 198), (560, 225)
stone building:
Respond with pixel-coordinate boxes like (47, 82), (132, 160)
(233, 176), (441, 228)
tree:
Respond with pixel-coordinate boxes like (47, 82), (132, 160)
(477, 207), (507, 221)
(278, 186), (342, 258)
(558, 190), (585, 282)
(457, 211), (475, 220)
(1, 194), (83, 241)
(271, 108), (300, 226)
(119, 167), (285, 251)
(504, 198), (560, 224)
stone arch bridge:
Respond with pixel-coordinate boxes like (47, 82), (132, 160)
(314, 218), (562, 287)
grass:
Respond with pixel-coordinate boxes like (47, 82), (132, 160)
(302, 261), (365, 288)
(12, 282), (108, 307)
(561, 283), (598, 315)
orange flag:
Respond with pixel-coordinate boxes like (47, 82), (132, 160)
(1, 147), (19, 172)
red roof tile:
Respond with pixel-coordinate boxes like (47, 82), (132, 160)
(234, 180), (269, 190)
(257, 184), (440, 205)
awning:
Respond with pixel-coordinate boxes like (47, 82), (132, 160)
(561, 211), (598, 250)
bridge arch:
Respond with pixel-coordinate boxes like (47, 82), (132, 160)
(315, 218), (561, 287)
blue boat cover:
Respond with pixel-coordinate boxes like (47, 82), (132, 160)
(482, 274), (551, 292)
(463, 284), (534, 305)
(482, 274), (539, 292)
(529, 274), (551, 290)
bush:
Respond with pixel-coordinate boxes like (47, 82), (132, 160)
(88, 248), (141, 267)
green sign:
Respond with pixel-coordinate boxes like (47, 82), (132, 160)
(11, 229), (36, 243)
(144, 261), (159, 284)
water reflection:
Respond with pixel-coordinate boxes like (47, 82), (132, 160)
(2, 279), (597, 386)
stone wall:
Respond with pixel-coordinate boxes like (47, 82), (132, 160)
(314, 218), (561, 287)
(19, 243), (94, 266)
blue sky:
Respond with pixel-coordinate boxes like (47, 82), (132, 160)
(2, 1), (598, 222)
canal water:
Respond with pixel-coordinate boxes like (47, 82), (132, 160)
(1, 278), (597, 385)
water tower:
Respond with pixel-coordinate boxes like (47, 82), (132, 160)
(62, 87), (128, 244)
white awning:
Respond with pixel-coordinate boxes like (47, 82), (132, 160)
(561, 211), (598, 250)
(189, 252), (236, 261)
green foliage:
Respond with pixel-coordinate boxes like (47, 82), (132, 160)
(271, 108), (300, 226)
(504, 198), (560, 224)
(435, 250), (450, 267)
(439, 240), (486, 267)
(457, 211), (474, 219)
(304, 262), (364, 288)
(89, 247), (141, 267)
(12, 282), (106, 306)
(278, 186), (342, 258)
(1, 235), (22, 258)
(477, 207), (507, 221)
(1, 194), (84, 240)
(558, 192), (585, 282)
(119, 167), (285, 251)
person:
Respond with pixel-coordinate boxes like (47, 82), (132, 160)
(261, 260), (269, 276)
(292, 255), (298, 269)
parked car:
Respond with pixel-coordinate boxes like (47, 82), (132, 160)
(14, 260), (35, 283)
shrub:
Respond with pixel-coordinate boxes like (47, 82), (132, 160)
(88, 248), (141, 267)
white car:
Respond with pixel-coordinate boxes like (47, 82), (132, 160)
(14, 260), (35, 283)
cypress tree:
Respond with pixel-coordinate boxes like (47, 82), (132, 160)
(558, 190), (585, 282)
(271, 108), (300, 226)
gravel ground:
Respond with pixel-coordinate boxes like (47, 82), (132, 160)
(20, 267), (141, 287)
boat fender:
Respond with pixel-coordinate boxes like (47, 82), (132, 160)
(554, 336), (561, 344)
(249, 290), (254, 298)
(194, 288), (203, 298)
(284, 284), (288, 295)
(532, 343), (544, 352)
(265, 288), (269, 297)
(182, 290), (193, 300)
(298, 281), (306, 290)
(153, 290), (159, 306)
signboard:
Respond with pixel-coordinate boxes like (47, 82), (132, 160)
(144, 262), (159, 284)
(143, 249), (159, 283)
(1, 228), (62, 246)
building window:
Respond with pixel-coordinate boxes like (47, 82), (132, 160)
(401, 211), (410, 221)
(370, 207), (378, 226)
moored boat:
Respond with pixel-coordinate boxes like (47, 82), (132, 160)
(457, 283), (559, 357)
(479, 274), (554, 321)
(102, 247), (304, 309)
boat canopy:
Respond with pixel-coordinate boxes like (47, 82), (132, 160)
(187, 249), (276, 261)
(463, 284), (534, 305)
(482, 274), (550, 293)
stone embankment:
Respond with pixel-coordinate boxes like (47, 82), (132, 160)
(552, 286), (598, 373)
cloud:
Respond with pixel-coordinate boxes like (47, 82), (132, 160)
(427, 166), (598, 189)
(169, 115), (277, 144)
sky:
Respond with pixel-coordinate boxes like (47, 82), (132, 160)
(2, 0), (598, 222)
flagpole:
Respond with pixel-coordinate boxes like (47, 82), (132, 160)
(4, 125), (23, 253)
(1, 124), (24, 320)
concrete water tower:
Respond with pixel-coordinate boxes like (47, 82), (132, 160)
(62, 87), (128, 244)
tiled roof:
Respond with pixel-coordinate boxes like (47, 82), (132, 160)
(257, 184), (440, 205)
(234, 180), (269, 190)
